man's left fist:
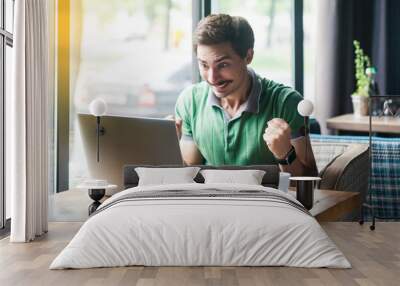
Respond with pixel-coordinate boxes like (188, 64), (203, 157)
(263, 118), (292, 159)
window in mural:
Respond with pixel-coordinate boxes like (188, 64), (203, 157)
(69, 0), (193, 187)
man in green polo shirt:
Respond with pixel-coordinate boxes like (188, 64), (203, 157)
(174, 14), (317, 176)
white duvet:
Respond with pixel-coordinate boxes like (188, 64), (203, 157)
(50, 183), (351, 269)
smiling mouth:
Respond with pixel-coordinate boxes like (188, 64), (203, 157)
(214, 81), (231, 90)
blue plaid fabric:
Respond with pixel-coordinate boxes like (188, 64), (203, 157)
(311, 134), (400, 219)
(370, 141), (400, 218)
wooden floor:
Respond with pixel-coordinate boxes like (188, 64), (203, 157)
(0, 222), (399, 286)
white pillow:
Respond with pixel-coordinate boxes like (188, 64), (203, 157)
(135, 167), (200, 186)
(200, 169), (266, 185)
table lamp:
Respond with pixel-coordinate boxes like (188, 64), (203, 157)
(89, 98), (107, 162)
(289, 99), (321, 210)
(297, 99), (313, 137)
(297, 99), (313, 159)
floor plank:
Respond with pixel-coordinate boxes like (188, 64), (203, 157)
(0, 222), (399, 286)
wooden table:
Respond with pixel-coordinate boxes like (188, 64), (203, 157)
(326, 113), (400, 134)
(289, 189), (361, 221)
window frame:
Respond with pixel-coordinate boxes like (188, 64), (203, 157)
(0, 0), (14, 231)
(56, 0), (70, 192)
(192, 0), (211, 83)
(293, 0), (304, 95)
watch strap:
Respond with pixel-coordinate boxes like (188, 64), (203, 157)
(275, 145), (296, 165)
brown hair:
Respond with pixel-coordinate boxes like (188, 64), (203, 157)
(193, 14), (255, 58)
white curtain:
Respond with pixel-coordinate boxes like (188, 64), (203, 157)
(8, 0), (50, 242)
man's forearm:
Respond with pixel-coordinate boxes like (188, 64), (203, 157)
(279, 136), (318, 177)
(179, 139), (204, 166)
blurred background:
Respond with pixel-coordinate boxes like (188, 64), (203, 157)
(68, 0), (318, 187)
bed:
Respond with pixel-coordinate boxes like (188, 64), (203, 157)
(50, 165), (351, 269)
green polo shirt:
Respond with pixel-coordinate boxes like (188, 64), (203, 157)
(175, 69), (304, 166)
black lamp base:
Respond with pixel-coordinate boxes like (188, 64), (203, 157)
(295, 181), (314, 210)
(88, 188), (105, 215)
(88, 201), (101, 215)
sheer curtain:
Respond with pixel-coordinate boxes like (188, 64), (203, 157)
(8, 0), (50, 242)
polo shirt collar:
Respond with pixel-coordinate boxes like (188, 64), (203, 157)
(207, 67), (262, 114)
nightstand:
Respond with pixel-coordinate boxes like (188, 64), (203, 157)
(77, 184), (117, 215)
(289, 188), (361, 221)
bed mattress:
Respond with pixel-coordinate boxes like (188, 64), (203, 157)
(50, 183), (351, 269)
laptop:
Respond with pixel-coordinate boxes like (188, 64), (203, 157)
(78, 114), (184, 190)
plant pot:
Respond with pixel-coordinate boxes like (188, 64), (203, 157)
(351, 95), (369, 117)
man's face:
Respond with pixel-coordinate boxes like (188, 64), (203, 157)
(197, 42), (253, 98)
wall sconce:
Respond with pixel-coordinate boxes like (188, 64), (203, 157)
(89, 98), (107, 162)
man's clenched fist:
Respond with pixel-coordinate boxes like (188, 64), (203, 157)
(263, 118), (292, 159)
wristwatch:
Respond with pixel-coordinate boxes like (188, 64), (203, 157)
(275, 145), (297, 165)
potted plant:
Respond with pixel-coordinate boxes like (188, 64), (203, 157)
(352, 40), (371, 116)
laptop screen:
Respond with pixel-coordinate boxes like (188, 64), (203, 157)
(78, 114), (183, 189)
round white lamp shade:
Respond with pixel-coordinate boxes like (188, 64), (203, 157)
(89, 98), (108, 117)
(297, 99), (314, 117)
